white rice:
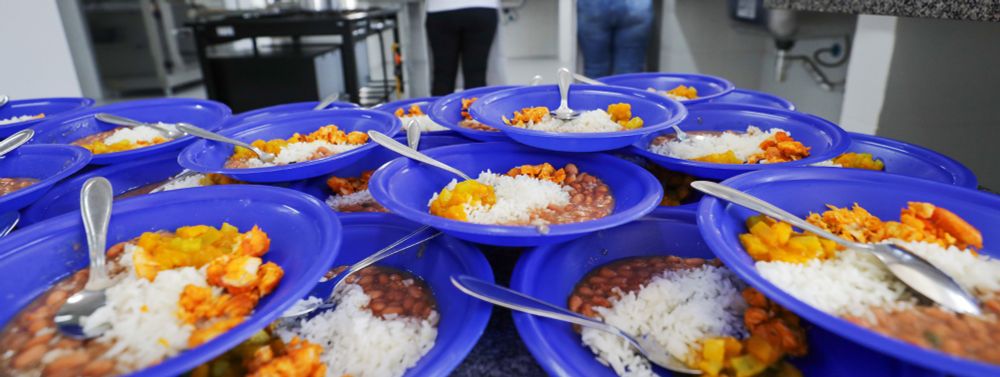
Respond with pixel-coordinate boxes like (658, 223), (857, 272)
(582, 265), (747, 377)
(649, 125), (785, 162)
(757, 248), (916, 320)
(80, 244), (216, 371)
(245, 141), (362, 168)
(0, 114), (43, 125)
(102, 123), (178, 145)
(280, 284), (438, 377)
(401, 114), (449, 132)
(428, 171), (571, 225)
(810, 160), (843, 167)
(159, 173), (208, 192)
(517, 109), (624, 133)
(326, 190), (377, 211)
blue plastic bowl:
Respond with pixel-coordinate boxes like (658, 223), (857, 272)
(705, 88), (796, 111)
(20, 154), (183, 226)
(512, 208), (944, 377)
(221, 100), (359, 129)
(178, 109), (401, 183)
(368, 142), (663, 247)
(29, 98), (231, 165)
(698, 168), (1000, 377)
(470, 84), (687, 152)
(630, 104), (850, 180)
(842, 132), (977, 188)
(0, 185), (341, 376)
(289, 134), (477, 203)
(0, 97), (94, 137)
(598, 72), (735, 105)
(298, 213), (493, 376)
(428, 85), (520, 142)
(0, 144), (92, 214)
(372, 96), (458, 136)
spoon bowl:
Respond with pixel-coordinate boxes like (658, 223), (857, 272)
(551, 68), (580, 121)
(55, 177), (114, 339)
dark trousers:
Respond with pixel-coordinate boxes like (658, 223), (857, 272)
(577, 0), (654, 78)
(425, 8), (498, 95)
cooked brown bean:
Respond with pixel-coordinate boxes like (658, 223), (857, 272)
(43, 351), (89, 377)
(23, 332), (54, 349)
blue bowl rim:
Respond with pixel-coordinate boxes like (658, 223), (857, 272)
(368, 141), (664, 238)
(0, 97), (96, 130)
(629, 103), (852, 173)
(334, 212), (495, 376)
(846, 131), (978, 189)
(597, 72), (736, 104)
(696, 167), (1000, 377)
(711, 88), (796, 111)
(427, 85), (522, 138)
(469, 84), (688, 140)
(0, 184), (342, 376)
(0, 144), (93, 209)
(178, 108), (402, 175)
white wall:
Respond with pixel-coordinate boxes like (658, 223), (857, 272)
(0, 0), (83, 98)
(658, 0), (855, 122)
(876, 17), (1000, 189)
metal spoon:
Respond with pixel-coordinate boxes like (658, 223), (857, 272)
(551, 68), (580, 121)
(368, 130), (472, 180)
(529, 75), (543, 86)
(691, 181), (982, 315)
(0, 129), (34, 158)
(572, 72), (605, 86)
(451, 275), (699, 374)
(313, 93), (341, 110)
(95, 113), (185, 139)
(55, 177), (114, 339)
(406, 119), (421, 150)
(281, 226), (441, 319)
(672, 125), (689, 142)
(0, 95), (8, 109)
(149, 169), (200, 194)
(0, 212), (19, 238)
(175, 123), (275, 163)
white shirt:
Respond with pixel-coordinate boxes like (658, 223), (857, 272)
(426, 0), (498, 13)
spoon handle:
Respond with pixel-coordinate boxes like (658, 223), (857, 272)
(691, 181), (859, 249)
(176, 123), (256, 152)
(95, 113), (144, 128)
(80, 177), (113, 290)
(451, 275), (619, 335)
(367, 130), (473, 181)
(529, 75), (543, 86)
(313, 93), (341, 110)
(0, 129), (34, 158)
(406, 119), (421, 150)
(572, 72), (605, 86)
(0, 95), (8, 109)
(556, 68), (572, 113)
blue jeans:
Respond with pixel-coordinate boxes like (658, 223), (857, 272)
(577, 0), (654, 78)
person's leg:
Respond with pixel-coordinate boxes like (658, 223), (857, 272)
(610, 0), (653, 75)
(458, 8), (498, 89)
(576, 0), (614, 78)
(425, 11), (461, 95)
